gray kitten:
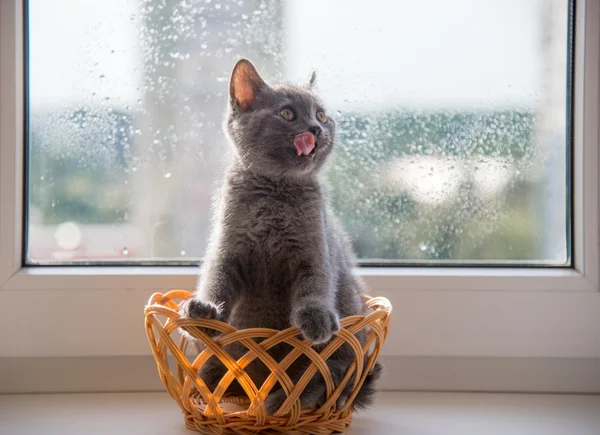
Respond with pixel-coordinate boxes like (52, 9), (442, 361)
(181, 59), (381, 413)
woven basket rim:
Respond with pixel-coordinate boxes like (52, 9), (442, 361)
(144, 289), (392, 335)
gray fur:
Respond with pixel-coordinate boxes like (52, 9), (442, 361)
(181, 58), (380, 413)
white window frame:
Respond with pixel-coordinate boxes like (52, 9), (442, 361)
(1, 0), (599, 391)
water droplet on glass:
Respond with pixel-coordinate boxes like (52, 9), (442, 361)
(122, 247), (129, 256)
(180, 249), (186, 256)
(419, 242), (428, 252)
(164, 172), (172, 179)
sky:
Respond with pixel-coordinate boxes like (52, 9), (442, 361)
(29, 0), (565, 111)
(286, 0), (556, 110)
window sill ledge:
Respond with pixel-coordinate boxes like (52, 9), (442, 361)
(0, 265), (591, 292)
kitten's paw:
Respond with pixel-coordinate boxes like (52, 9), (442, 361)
(180, 298), (223, 321)
(291, 304), (340, 344)
(179, 298), (224, 338)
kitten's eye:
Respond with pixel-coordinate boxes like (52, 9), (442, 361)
(280, 108), (295, 121)
(316, 111), (328, 124)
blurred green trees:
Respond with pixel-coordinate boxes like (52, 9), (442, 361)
(30, 107), (544, 261)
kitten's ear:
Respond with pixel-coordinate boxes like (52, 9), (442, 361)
(307, 70), (317, 90)
(230, 59), (267, 112)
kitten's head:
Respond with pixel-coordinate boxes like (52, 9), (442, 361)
(225, 59), (336, 178)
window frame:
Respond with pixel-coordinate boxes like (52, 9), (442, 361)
(1, 0), (599, 379)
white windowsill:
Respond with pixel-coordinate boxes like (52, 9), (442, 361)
(0, 265), (591, 292)
(1, 392), (599, 435)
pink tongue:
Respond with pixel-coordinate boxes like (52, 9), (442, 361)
(294, 132), (315, 156)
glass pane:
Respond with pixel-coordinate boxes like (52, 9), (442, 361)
(27, 0), (570, 265)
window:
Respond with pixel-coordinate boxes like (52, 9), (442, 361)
(27, 0), (571, 265)
(1, 0), (599, 390)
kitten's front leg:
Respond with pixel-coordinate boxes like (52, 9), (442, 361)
(290, 262), (339, 344)
(180, 258), (237, 337)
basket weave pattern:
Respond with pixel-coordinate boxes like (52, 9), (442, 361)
(144, 290), (392, 435)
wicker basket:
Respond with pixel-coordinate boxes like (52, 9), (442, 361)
(144, 290), (392, 435)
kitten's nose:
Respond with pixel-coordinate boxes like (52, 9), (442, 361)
(308, 125), (323, 138)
